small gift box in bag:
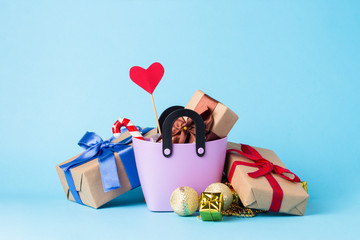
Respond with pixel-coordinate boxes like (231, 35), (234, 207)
(184, 90), (238, 142)
(133, 109), (228, 211)
(224, 142), (309, 215)
(56, 127), (156, 208)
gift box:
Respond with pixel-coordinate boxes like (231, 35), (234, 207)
(224, 142), (309, 215)
(184, 90), (238, 142)
(199, 192), (224, 221)
(56, 127), (156, 208)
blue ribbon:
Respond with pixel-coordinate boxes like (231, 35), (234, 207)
(59, 127), (153, 205)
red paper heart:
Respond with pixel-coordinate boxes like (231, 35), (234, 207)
(129, 62), (165, 94)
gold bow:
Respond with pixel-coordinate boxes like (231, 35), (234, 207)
(199, 192), (223, 221)
(200, 192), (223, 211)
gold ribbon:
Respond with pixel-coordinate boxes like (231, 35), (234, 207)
(199, 192), (223, 221)
(200, 192), (222, 211)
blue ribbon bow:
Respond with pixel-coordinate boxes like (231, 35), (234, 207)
(59, 127), (153, 205)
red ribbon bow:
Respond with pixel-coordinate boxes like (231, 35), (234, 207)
(227, 144), (300, 212)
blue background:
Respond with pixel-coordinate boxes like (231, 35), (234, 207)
(1, 0), (359, 239)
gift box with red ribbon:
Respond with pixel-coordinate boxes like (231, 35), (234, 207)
(224, 142), (309, 215)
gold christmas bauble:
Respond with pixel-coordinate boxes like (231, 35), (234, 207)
(205, 183), (233, 210)
(170, 186), (199, 216)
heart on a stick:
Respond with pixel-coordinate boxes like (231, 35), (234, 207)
(129, 62), (165, 94)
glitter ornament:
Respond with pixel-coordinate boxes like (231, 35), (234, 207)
(205, 183), (233, 210)
(170, 186), (199, 216)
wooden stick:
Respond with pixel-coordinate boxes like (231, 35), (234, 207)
(151, 94), (162, 134)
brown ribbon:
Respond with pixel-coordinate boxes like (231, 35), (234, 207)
(172, 94), (220, 143)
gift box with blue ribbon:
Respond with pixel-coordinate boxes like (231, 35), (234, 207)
(56, 127), (156, 208)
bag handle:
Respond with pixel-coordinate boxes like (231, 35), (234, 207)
(158, 105), (184, 132)
(162, 109), (206, 158)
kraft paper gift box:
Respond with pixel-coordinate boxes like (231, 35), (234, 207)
(56, 128), (156, 208)
(185, 90), (238, 141)
(225, 142), (309, 216)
